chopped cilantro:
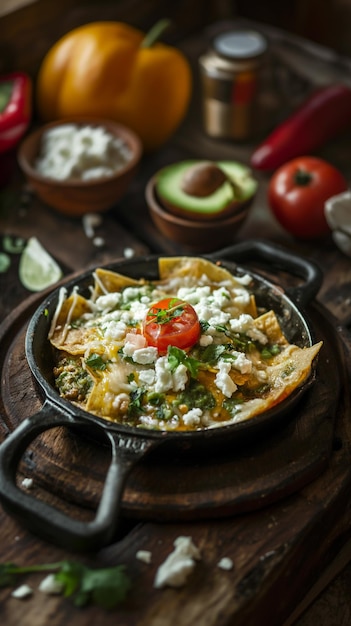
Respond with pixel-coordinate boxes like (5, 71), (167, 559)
(147, 298), (185, 325)
(127, 387), (145, 416)
(0, 560), (131, 610)
(175, 378), (216, 411)
(198, 343), (226, 364)
(167, 345), (200, 378)
(146, 391), (165, 405)
(223, 396), (244, 417)
(261, 344), (281, 359)
(86, 353), (107, 370)
(155, 403), (174, 421)
(281, 363), (295, 378)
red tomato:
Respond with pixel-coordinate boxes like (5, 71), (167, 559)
(268, 156), (348, 238)
(143, 297), (200, 354)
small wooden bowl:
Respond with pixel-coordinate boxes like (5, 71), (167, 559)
(146, 176), (251, 252)
(18, 118), (142, 217)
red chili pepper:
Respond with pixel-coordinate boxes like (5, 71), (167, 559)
(250, 83), (351, 171)
(0, 71), (32, 153)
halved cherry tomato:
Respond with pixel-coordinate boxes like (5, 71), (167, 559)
(143, 297), (200, 354)
(268, 156), (348, 239)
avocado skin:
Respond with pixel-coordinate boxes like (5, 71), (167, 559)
(155, 160), (257, 221)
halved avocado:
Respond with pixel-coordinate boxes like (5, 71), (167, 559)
(155, 160), (257, 221)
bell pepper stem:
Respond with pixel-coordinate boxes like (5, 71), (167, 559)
(141, 18), (171, 48)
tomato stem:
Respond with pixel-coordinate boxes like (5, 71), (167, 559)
(140, 18), (171, 49)
(294, 168), (313, 186)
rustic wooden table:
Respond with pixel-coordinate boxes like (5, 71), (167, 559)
(1, 18), (351, 626)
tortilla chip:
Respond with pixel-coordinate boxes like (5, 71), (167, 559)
(92, 268), (143, 297)
(158, 256), (246, 285)
(254, 310), (290, 346)
(49, 293), (94, 351)
(216, 341), (323, 425)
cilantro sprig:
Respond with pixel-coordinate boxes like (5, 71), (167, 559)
(86, 352), (108, 371)
(167, 345), (200, 377)
(147, 298), (185, 325)
(0, 560), (131, 610)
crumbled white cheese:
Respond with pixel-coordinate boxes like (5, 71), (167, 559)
(123, 332), (148, 355)
(124, 247), (135, 258)
(96, 293), (121, 311)
(35, 124), (132, 181)
(92, 236), (105, 248)
(38, 574), (64, 595)
(234, 273), (252, 285)
(230, 351), (252, 374)
(233, 290), (251, 307)
(132, 346), (158, 365)
(123, 332), (158, 364)
(11, 584), (33, 599)
(136, 550), (152, 564)
(154, 536), (201, 589)
(215, 359), (237, 397)
(21, 477), (33, 490)
(82, 213), (102, 238)
(138, 369), (156, 385)
(199, 334), (213, 346)
(154, 358), (188, 393)
(229, 313), (268, 344)
(103, 320), (127, 341)
(182, 407), (202, 427)
(217, 557), (234, 570)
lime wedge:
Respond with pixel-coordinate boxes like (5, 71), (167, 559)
(19, 237), (63, 292)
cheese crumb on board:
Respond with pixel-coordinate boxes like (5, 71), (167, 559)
(21, 478), (33, 490)
(154, 536), (201, 589)
(217, 557), (234, 570)
(38, 574), (64, 595)
(11, 584), (33, 599)
(136, 550), (152, 564)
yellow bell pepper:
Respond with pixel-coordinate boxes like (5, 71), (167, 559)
(36, 19), (192, 152)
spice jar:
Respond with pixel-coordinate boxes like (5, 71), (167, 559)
(199, 30), (268, 140)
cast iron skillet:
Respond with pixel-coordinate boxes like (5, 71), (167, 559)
(0, 240), (323, 551)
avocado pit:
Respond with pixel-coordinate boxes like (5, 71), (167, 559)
(181, 162), (228, 197)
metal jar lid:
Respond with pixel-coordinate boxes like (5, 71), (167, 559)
(213, 30), (268, 61)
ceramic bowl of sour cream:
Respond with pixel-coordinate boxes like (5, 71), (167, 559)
(18, 117), (142, 216)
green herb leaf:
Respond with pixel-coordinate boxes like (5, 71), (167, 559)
(128, 387), (145, 416)
(0, 560), (131, 610)
(175, 378), (216, 411)
(147, 299), (185, 325)
(77, 564), (131, 609)
(167, 345), (200, 378)
(86, 353), (107, 370)
(199, 343), (226, 364)
(223, 397), (244, 417)
(56, 560), (83, 598)
(0, 563), (19, 587)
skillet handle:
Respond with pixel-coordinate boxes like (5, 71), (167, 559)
(212, 239), (323, 307)
(0, 401), (157, 552)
